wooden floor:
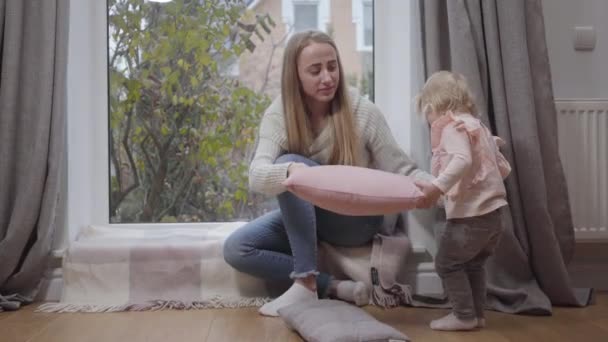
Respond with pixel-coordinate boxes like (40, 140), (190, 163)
(2, 293), (607, 342)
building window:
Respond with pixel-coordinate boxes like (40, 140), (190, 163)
(363, 0), (373, 47)
(353, 0), (373, 51)
(282, 0), (330, 34)
(294, 2), (319, 32)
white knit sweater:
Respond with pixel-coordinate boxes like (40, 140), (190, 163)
(249, 90), (431, 195)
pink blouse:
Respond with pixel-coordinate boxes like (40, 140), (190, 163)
(430, 112), (511, 219)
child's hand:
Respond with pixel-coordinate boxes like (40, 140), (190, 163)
(414, 180), (443, 208)
(436, 194), (445, 208)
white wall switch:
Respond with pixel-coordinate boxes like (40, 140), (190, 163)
(573, 26), (596, 51)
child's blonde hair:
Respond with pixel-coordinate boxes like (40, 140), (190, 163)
(415, 71), (478, 117)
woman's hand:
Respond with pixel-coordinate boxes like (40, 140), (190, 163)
(414, 180), (443, 208)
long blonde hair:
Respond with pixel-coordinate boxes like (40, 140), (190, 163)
(281, 30), (360, 166)
(415, 71), (478, 117)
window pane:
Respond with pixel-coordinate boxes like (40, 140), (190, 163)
(294, 4), (318, 32)
(363, 1), (373, 47)
(108, 0), (374, 223)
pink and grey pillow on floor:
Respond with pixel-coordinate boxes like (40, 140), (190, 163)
(278, 299), (409, 342)
(283, 165), (423, 216)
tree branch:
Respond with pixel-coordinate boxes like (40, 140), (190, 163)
(259, 25), (291, 94)
(155, 168), (195, 221)
(122, 109), (140, 188)
(141, 135), (155, 178)
(109, 132), (123, 193)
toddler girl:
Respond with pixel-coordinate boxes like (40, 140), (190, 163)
(414, 71), (511, 331)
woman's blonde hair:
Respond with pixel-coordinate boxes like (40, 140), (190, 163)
(415, 71), (478, 117)
(281, 30), (359, 166)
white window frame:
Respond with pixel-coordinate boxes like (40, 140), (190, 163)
(282, 0), (330, 34)
(62, 0), (433, 253)
(352, 0), (373, 52)
(62, 0), (110, 249)
(373, 0), (437, 256)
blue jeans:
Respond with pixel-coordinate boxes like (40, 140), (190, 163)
(223, 154), (383, 297)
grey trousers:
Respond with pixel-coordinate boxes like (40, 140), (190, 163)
(435, 209), (504, 320)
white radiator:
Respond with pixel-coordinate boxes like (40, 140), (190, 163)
(556, 100), (608, 241)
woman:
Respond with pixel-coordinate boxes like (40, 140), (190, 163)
(224, 30), (429, 316)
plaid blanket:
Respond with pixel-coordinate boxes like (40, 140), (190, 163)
(37, 221), (423, 313)
(37, 223), (271, 313)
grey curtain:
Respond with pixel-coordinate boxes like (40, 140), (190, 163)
(0, 0), (69, 311)
(419, 0), (592, 314)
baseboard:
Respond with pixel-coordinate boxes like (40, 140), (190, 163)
(36, 249), (65, 302)
(407, 245), (443, 294)
(408, 262), (442, 294)
(568, 241), (608, 291)
(37, 268), (63, 302)
(574, 227), (608, 243)
(568, 264), (608, 291)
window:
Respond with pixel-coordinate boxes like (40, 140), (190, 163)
(105, 0), (374, 223)
(294, 2), (318, 32)
(66, 0), (445, 294)
(353, 0), (373, 51)
(282, 0), (330, 34)
(363, 0), (373, 47)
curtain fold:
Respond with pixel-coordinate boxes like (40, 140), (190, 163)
(0, 0), (69, 311)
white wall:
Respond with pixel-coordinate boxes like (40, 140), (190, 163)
(543, 0), (608, 99)
(544, 0), (608, 290)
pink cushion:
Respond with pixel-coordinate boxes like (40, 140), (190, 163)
(283, 165), (423, 216)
